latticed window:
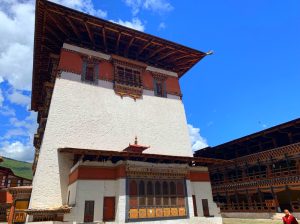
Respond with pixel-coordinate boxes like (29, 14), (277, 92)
(1, 176), (5, 186)
(128, 179), (187, 220)
(152, 73), (167, 97)
(115, 66), (141, 87)
(85, 65), (94, 82)
(81, 57), (99, 83)
(139, 181), (146, 206)
(7, 179), (11, 187)
(84, 201), (94, 222)
(113, 60), (143, 99)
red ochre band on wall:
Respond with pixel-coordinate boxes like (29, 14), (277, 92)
(58, 48), (182, 96)
(68, 166), (210, 185)
(189, 171), (210, 182)
(68, 165), (127, 185)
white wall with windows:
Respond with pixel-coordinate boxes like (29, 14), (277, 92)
(191, 181), (221, 218)
(64, 179), (126, 223)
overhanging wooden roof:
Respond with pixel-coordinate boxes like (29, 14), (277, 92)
(195, 117), (300, 160)
(59, 147), (229, 166)
(32, 0), (208, 110)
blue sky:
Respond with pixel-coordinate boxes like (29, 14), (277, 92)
(0, 0), (299, 161)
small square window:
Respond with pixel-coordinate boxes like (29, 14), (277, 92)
(82, 58), (99, 84)
(153, 79), (166, 97)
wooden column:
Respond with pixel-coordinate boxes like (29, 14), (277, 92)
(266, 165), (272, 178)
(257, 159), (262, 177)
(235, 190), (239, 207)
(217, 169), (222, 182)
(246, 189), (252, 210)
(271, 186), (281, 212)
(258, 189), (263, 209)
(4, 173), (9, 187)
(226, 191), (231, 206)
(284, 153), (291, 173)
(245, 162), (249, 176)
(297, 158), (300, 174)
(286, 185), (293, 212)
(235, 163), (239, 180)
(216, 193), (220, 204)
(224, 168), (229, 183)
(269, 156), (275, 178)
(7, 200), (15, 224)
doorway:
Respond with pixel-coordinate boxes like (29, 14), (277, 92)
(192, 195), (198, 216)
(84, 201), (94, 222)
(202, 199), (210, 217)
(103, 197), (115, 221)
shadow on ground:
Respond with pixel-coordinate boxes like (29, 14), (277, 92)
(223, 218), (282, 224)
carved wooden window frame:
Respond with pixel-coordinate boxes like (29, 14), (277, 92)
(81, 56), (100, 84)
(152, 72), (167, 98)
(112, 59), (144, 99)
(127, 178), (187, 220)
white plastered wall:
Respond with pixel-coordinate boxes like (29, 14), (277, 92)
(64, 179), (126, 223)
(190, 181), (221, 218)
(50, 72), (192, 156)
(29, 72), (193, 210)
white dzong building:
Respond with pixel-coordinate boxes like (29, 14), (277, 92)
(27, 0), (225, 223)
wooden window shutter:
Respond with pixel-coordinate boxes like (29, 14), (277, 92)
(163, 81), (167, 97)
(153, 79), (157, 96)
(94, 62), (99, 84)
(81, 59), (87, 81)
(84, 200), (94, 222)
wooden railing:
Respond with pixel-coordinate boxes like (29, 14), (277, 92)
(13, 210), (27, 223)
(219, 201), (276, 213)
(211, 167), (299, 186)
(269, 167), (298, 178)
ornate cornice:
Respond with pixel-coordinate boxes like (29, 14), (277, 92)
(111, 54), (147, 70)
(126, 164), (189, 179)
(151, 72), (168, 81)
(114, 83), (143, 100)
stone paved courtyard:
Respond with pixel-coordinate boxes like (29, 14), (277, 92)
(223, 218), (282, 224)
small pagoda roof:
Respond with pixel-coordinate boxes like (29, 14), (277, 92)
(59, 147), (229, 166)
(32, 0), (208, 110)
(123, 137), (150, 153)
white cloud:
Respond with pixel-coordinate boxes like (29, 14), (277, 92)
(158, 22), (166, 30)
(2, 128), (28, 140)
(124, 0), (173, 15)
(0, 106), (16, 117)
(0, 0), (35, 91)
(110, 18), (145, 32)
(143, 0), (173, 12)
(188, 124), (208, 151)
(0, 0), (107, 92)
(0, 141), (33, 162)
(50, 0), (107, 18)
(7, 90), (31, 107)
(0, 112), (37, 161)
(10, 112), (37, 138)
